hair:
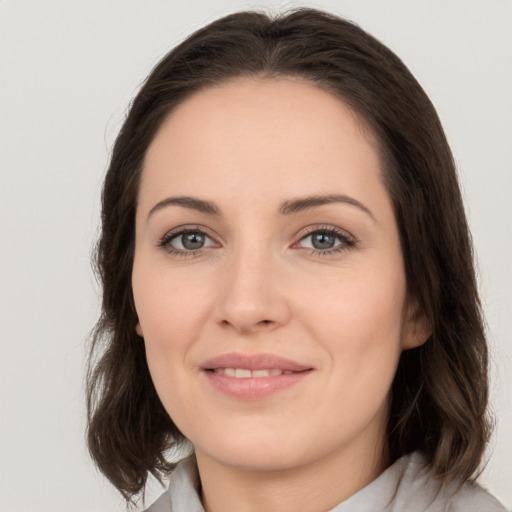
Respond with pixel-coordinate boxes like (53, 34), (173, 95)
(87, 7), (491, 503)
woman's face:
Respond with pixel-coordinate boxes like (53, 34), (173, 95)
(132, 78), (425, 474)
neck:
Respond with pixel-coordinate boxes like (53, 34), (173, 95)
(196, 433), (388, 512)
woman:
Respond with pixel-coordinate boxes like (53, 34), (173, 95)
(86, 8), (507, 511)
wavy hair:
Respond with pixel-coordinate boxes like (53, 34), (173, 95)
(86, 8), (491, 502)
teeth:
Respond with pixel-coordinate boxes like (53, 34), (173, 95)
(213, 368), (287, 378)
(252, 369), (271, 377)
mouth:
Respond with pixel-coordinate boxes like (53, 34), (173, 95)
(209, 368), (297, 378)
(200, 353), (313, 399)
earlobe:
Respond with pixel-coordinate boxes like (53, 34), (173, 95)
(135, 322), (144, 337)
(402, 298), (431, 350)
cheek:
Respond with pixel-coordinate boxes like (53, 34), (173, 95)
(296, 260), (407, 391)
(300, 273), (406, 440)
(132, 255), (214, 342)
(132, 273), (201, 427)
(131, 260), (211, 394)
(131, 256), (231, 426)
(301, 259), (407, 338)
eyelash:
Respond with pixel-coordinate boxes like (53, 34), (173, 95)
(157, 226), (216, 259)
(157, 225), (356, 258)
(295, 225), (355, 256)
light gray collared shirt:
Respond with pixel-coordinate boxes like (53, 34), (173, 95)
(144, 452), (507, 512)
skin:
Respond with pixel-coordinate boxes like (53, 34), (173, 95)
(132, 77), (428, 512)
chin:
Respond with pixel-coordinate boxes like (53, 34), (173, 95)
(192, 421), (309, 471)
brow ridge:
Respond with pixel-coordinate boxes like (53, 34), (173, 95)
(148, 196), (220, 218)
(148, 193), (374, 221)
(279, 194), (375, 220)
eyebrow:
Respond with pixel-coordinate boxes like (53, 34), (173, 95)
(148, 196), (220, 218)
(147, 193), (375, 221)
(279, 194), (375, 221)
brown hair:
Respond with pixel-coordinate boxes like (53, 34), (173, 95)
(87, 8), (491, 502)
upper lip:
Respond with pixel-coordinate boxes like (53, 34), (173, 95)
(200, 352), (312, 372)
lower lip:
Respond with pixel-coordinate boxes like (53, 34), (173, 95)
(202, 370), (313, 400)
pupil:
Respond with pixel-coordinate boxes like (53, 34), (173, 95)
(312, 232), (335, 249)
(182, 232), (204, 250)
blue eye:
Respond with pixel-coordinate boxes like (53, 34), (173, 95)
(159, 228), (216, 255)
(158, 226), (354, 257)
(172, 232), (209, 250)
(298, 228), (354, 253)
(307, 232), (338, 249)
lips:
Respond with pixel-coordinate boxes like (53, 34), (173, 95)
(200, 353), (313, 399)
(212, 368), (295, 378)
(201, 353), (311, 372)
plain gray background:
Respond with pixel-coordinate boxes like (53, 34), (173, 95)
(1, 1), (511, 510)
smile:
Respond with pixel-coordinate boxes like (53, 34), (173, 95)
(200, 353), (313, 399)
(211, 368), (295, 378)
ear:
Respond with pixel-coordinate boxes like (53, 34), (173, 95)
(135, 322), (144, 337)
(402, 296), (431, 350)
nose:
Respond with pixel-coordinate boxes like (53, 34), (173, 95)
(215, 246), (291, 335)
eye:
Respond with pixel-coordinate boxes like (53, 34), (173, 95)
(302, 231), (339, 250)
(172, 231), (212, 250)
(296, 227), (354, 254)
(159, 227), (217, 255)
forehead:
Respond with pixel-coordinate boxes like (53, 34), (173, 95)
(140, 77), (385, 213)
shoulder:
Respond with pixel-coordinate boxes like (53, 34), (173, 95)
(445, 480), (508, 512)
(389, 452), (508, 512)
